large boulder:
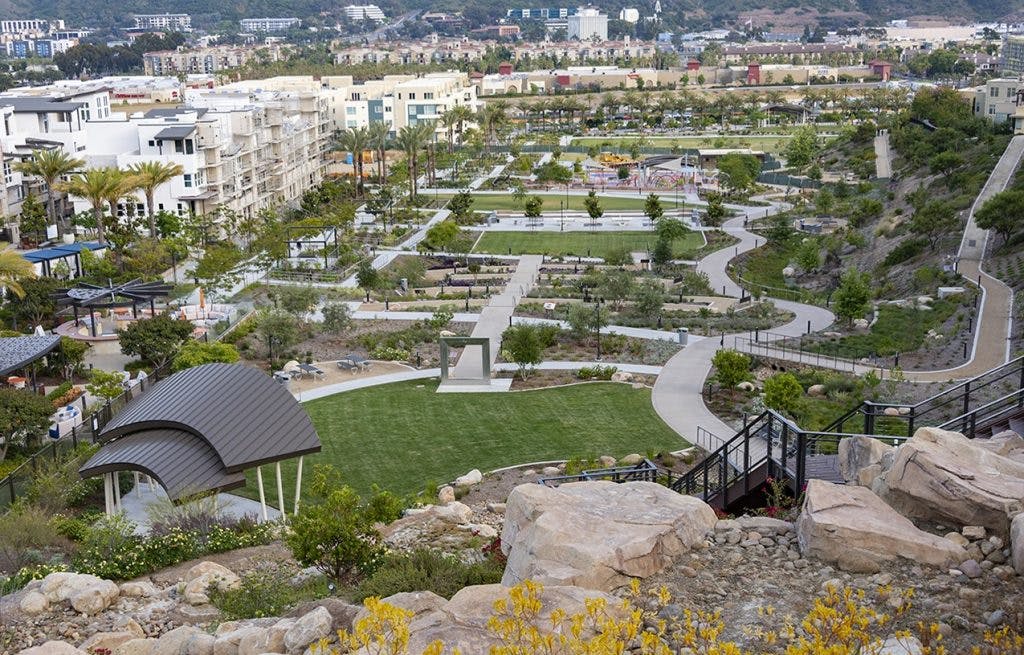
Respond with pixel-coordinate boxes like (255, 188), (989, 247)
(17, 642), (87, 655)
(797, 479), (968, 573)
(39, 572), (108, 603)
(353, 584), (622, 655)
(69, 579), (120, 615)
(838, 436), (895, 487)
(183, 562), (241, 606)
(874, 427), (1024, 537)
(1012, 513), (1024, 575)
(19, 591), (48, 615)
(284, 606), (333, 653)
(148, 626), (214, 655)
(501, 481), (717, 591)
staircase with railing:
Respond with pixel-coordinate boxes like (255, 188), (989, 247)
(541, 356), (1024, 510)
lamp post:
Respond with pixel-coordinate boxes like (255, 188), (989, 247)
(594, 296), (604, 361)
(560, 200), (564, 232)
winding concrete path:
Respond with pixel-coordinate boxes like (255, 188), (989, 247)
(874, 131), (892, 179)
(652, 208), (835, 450)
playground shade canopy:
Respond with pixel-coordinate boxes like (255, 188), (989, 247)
(79, 363), (321, 501)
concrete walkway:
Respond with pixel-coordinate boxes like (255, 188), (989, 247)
(340, 209), (451, 286)
(874, 131), (892, 179)
(445, 255), (544, 386)
(118, 482), (281, 534)
(652, 205), (835, 453)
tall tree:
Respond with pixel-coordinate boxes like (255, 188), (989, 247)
(14, 148), (85, 234)
(336, 126), (371, 197)
(367, 121), (390, 184)
(58, 168), (120, 245)
(394, 124), (430, 199)
(128, 160), (184, 237)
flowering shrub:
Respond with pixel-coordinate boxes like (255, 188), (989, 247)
(371, 345), (411, 362)
(308, 580), (1024, 654)
(0, 562), (68, 595)
(69, 514), (274, 581)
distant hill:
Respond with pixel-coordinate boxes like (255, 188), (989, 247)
(5, 0), (1023, 29)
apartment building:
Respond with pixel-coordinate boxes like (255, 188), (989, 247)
(973, 78), (1022, 123)
(239, 18), (301, 33)
(133, 13), (192, 31)
(343, 5), (386, 21)
(0, 19), (62, 35)
(721, 43), (862, 64)
(567, 9), (608, 42)
(143, 44), (287, 75)
(1004, 35), (1024, 75)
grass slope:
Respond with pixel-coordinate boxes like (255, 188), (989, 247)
(472, 231), (704, 259)
(238, 380), (684, 503)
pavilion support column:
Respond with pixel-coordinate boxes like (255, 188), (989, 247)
(275, 462), (286, 524)
(256, 466), (268, 523)
(103, 473), (112, 516)
(134, 471), (140, 497)
(114, 472), (122, 513)
(293, 456), (304, 516)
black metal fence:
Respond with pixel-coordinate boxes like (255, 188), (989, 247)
(0, 363), (173, 510)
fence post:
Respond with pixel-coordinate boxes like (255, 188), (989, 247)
(795, 431), (807, 493)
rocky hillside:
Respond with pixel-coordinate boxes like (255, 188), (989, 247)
(3, 426), (1024, 653)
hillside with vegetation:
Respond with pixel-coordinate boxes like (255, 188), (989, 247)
(3, 0), (1022, 30)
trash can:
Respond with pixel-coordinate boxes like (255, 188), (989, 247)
(676, 327), (689, 346)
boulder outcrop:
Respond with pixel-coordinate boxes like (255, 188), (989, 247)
(838, 435), (895, 487)
(501, 480), (717, 591)
(874, 427), (1024, 537)
(797, 479), (968, 573)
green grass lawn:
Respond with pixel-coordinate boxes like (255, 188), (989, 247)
(439, 193), (666, 212)
(472, 231), (705, 259)
(237, 380), (685, 504)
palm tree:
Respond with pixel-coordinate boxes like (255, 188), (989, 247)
(14, 149), (85, 235)
(441, 109), (460, 153)
(128, 161), (184, 238)
(479, 101), (509, 146)
(367, 121), (390, 185)
(444, 105), (474, 149)
(394, 124), (430, 199)
(416, 121), (438, 189)
(0, 246), (35, 298)
(336, 126), (371, 197)
(59, 168), (120, 245)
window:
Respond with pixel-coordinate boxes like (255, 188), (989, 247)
(148, 139), (156, 147)
(174, 140), (184, 154)
(346, 106), (356, 115)
(991, 87), (1000, 97)
(185, 139), (194, 154)
(183, 173), (193, 187)
(408, 93), (416, 100)
(990, 106), (996, 114)
(424, 92), (434, 99)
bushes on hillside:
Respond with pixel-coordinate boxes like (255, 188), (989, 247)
(355, 548), (504, 601)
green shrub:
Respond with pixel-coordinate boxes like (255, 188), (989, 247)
(0, 502), (64, 573)
(355, 548), (504, 602)
(883, 237), (927, 266)
(370, 345), (411, 361)
(577, 365), (618, 380)
(536, 324), (562, 348)
(210, 563), (328, 620)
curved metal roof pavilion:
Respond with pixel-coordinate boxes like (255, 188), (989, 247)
(79, 363), (321, 515)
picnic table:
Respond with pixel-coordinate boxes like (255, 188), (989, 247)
(297, 363), (325, 379)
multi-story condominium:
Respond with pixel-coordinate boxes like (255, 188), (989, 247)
(143, 44), (287, 75)
(1003, 35), (1024, 75)
(973, 78), (1023, 123)
(567, 9), (608, 43)
(133, 13), (192, 31)
(720, 43), (862, 64)
(505, 7), (577, 19)
(239, 18), (301, 33)
(0, 19), (63, 35)
(343, 5), (387, 21)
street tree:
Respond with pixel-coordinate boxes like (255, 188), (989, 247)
(14, 148), (84, 233)
(18, 194), (47, 242)
(322, 303), (353, 334)
(717, 153), (761, 196)
(910, 200), (958, 247)
(704, 192), (726, 226)
(524, 195), (544, 220)
(711, 350), (751, 388)
(764, 372), (803, 415)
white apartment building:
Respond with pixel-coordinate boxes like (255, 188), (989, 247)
(0, 19), (61, 35)
(343, 5), (386, 21)
(568, 9), (608, 42)
(143, 44), (288, 75)
(974, 78), (1023, 123)
(239, 18), (301, 33)
(133, 13), (192, 31)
